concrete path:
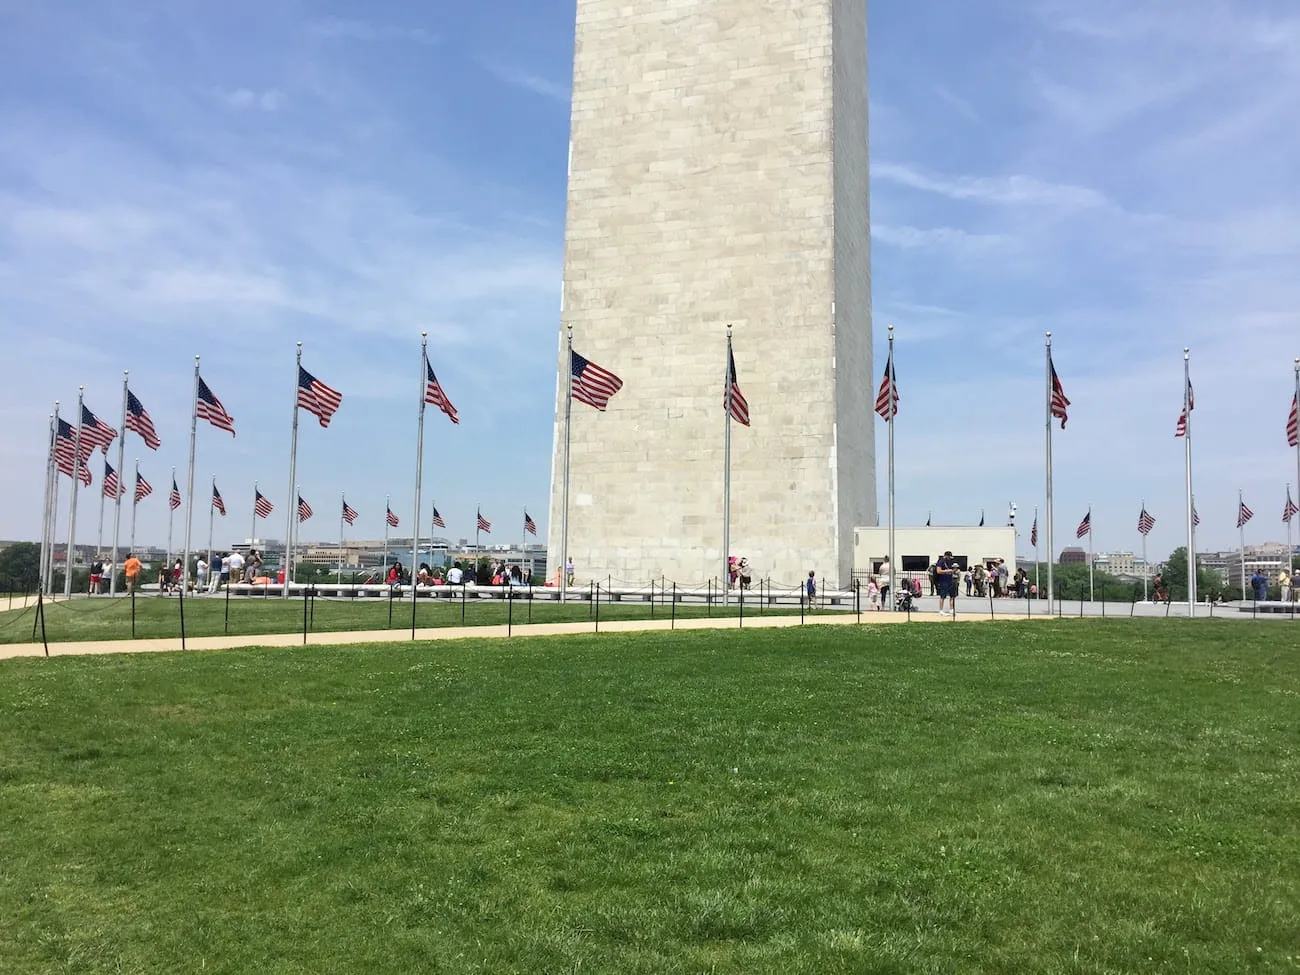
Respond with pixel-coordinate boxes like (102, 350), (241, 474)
(0, 607), (1053, 660)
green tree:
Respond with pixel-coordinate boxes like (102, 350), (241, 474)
(1161, 547), (1223, 601)
(0, 542), (42, 592)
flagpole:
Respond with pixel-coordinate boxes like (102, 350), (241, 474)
(207, 475), (216, 574)
(338, 493), (345, 585)
(41, 407), (57, 595)
(48, 419), (62, 596)
(97, 459), (108, 562)
(412, 333), (428, 602)
(1184, 348), (1196, 615)
(1088, 505), (1094, 603)
(560, 324), (574, 601)
(1141, 500), (1148, 602)
(383, 494), (390, 576)
(182, 356), (200, 594)
(1292, 358), (1300, 579)
(521, 509), (526, 576)
(249, 482), (258, 571)
(131, 458), (141, 555)
(1239, 489), (1247, 598)
(1045, 333), (1055, 605)
(166, 466), (176, 569)
(887, 324), (896, 611)
(723, 324), (733, 606)
(1285, 483), (1293, 583)
(62, 386), (87, 598)
(283, 343), (302, 596)
(110, 370), (128, 595)
(1032, 505), (1039, 594)
(475, 506), (481, 572)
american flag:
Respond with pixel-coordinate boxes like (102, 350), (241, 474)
(342, 499), (359, 526)
(124, 390), (161, 449)
(725, 345), (750, 426)
(1284, 487), (1298, 524)
(212, 485), (226, 516)
(873, 350), (899, 420)
(571, 349), (623, 411)
(297, 365), (343, 428)
(424, 358), (459, 424)
(1193, 503), (1200, 527)
(168, 477), (180, 509)
(1138, 507), (1156, 536)
(1175, 379), (1195, 437)
(1049, 355), (1070, 429)
(1288, 394), (1299, 448)
(297, 495), (313, 522)
(137, 472), (154, 503)
(1232, 499), (1253, 530)
(431, 506), (445, 529)
(79, 404), (118, 456)
(53, 419), (93, 485)
(102, 461), (125, 499)
(196, 377), (236, 435)
(254, 490), (274, 519)
(1030, 514), (1038, 548)
(524, 512), (537, 536)
(477, 511), (492, 533)
(1075, 510), (1091, 539)
(386, 507), (399, 528)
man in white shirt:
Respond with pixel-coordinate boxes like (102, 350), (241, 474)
(226, 550), (245, 583)
(447, 563), (463, 585)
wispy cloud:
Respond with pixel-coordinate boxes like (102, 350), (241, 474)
(874, 163), (1108, 210)
(217, 88), (285, 112)
(481, 62), (570, 104)
(310, 16), (437, 45)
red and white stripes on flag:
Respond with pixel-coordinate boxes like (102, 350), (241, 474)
(343, 500), (359, 526)
(1049, 355), (1070, 429)
(424, 359), (459, 424)
(254, 491), (274, 519)
(1138, 508), (1156, 536)
(1237, 500), (1253, 528)
(196, 377), (236, 435)
(1193, 504), (1200, 527)
(570, 350), (623, 411)
(297, 495), (313, 522)
(1283, 487), (1298, 524)
(297, 366), (343, 428)
(874, 351), (899, 420)
(102, 462), (125, 499)
(432, 507), (445, 529)
(54, 419), (93, 485)
(725, 345), (750, 426)
(137, 473), (154, 504)
(1030, 515), (1038, 548)
(125, 390), (161, 450)
(79, 404), (119, 455)
(1288, 394), (1299, 447)
(168, 478), (180, 509)
(524, 512), (537, 536)
(212, 485), (226, 516)
(1076, 510), (1091, 539)
(1175, 379), (1195, 437)
(477, 511), (492, 533)
(386, 507), (400, 528)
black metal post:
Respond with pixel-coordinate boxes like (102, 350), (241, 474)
(855, 579), (860, 623)
(37, 593), (48, 656)
(411, 583), (418, 641)
(707, 578), (712, 617)
(650, 579), (655, 618)
(388, 582), (394, 627)
(507, 585), (513, 637)
(595, 582), (600, 633)
(527, 581), (532, 624)
(303, 586), (309, 645)
(224, 574), (231, 634)
(461, 583), (466, 624)
(672, 582), (676, 629)
(178, 583), (186, 652)
(800, 585), (805, 625)
(739, 582), (744, 628)
(131, 587), (136, 638)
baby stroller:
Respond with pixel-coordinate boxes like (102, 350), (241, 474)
(894, 585), (914, 611)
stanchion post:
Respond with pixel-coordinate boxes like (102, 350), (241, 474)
(179, 583), (187, 652)
(303, 586), (309, 645)
(131, 587), (136, 639)
(739, 582), (744, 628)
(595, 582), (600, 633)
(37, 593), (49, 657)
(800, 584), (805, 625)
(650, 579), (655, 619)
(462, 583), (467, 624)
(507, 585), (513, 637)
(388, 582), (394, 628)
(224, 575), (231, 634)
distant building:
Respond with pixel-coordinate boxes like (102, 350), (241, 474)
(1093, 551), (1154, 580)
(1059, 546), (1088, 565)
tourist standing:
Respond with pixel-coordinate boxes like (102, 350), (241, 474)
(935, 550), (957, 616)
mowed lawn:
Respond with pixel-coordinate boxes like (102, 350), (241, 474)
(1, 621), (1296, 974)
(0, 590), (829, 646)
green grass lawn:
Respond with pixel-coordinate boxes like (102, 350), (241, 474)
(0, 590), (832, 646)
(1, 620), (1296, 973)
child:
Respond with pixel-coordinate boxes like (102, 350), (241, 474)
(867, 575), (881, 610)
(805, 570), (816, 606)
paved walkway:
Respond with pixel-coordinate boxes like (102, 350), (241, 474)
(0, 607), (1055, 660)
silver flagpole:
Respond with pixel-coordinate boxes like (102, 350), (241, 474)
(412, 333), (428, 601)
(1285, 483), (1293, 585)
(207, 475), (216, 575)
(1293, 358), (1300, 580)
(887, 324), (896, 611)
(560, 324), (574, 601)
(110, 371), (128, 595)
(40, 408), (57, 595)
(249, 482), (257, 572)
(475, 507), (481, 572)
(1239, 489), (1247, 598)
(64, 386), (86, 598)
(1184, 348), (1196, 614)
(338, 493), (345, 585)
(723, 324), (733, 606)
(283, 343), (303, 596)
(1141, 500), (1148, 602)
(182, 356), (200, 593)
(1045, 333), (1055, 605)
(1088, 505), (1094, 603)
(166, 466), (176, 569)
(130, 458), (141, 555)
(1033, 505), (1039, 594)
(96, 458), (108, 563)
(383, 494), (390, 576)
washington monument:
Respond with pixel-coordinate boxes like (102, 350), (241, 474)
(548, 0), (874, 589)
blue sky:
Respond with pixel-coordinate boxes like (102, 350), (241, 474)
(2, 0), (1298, 561)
